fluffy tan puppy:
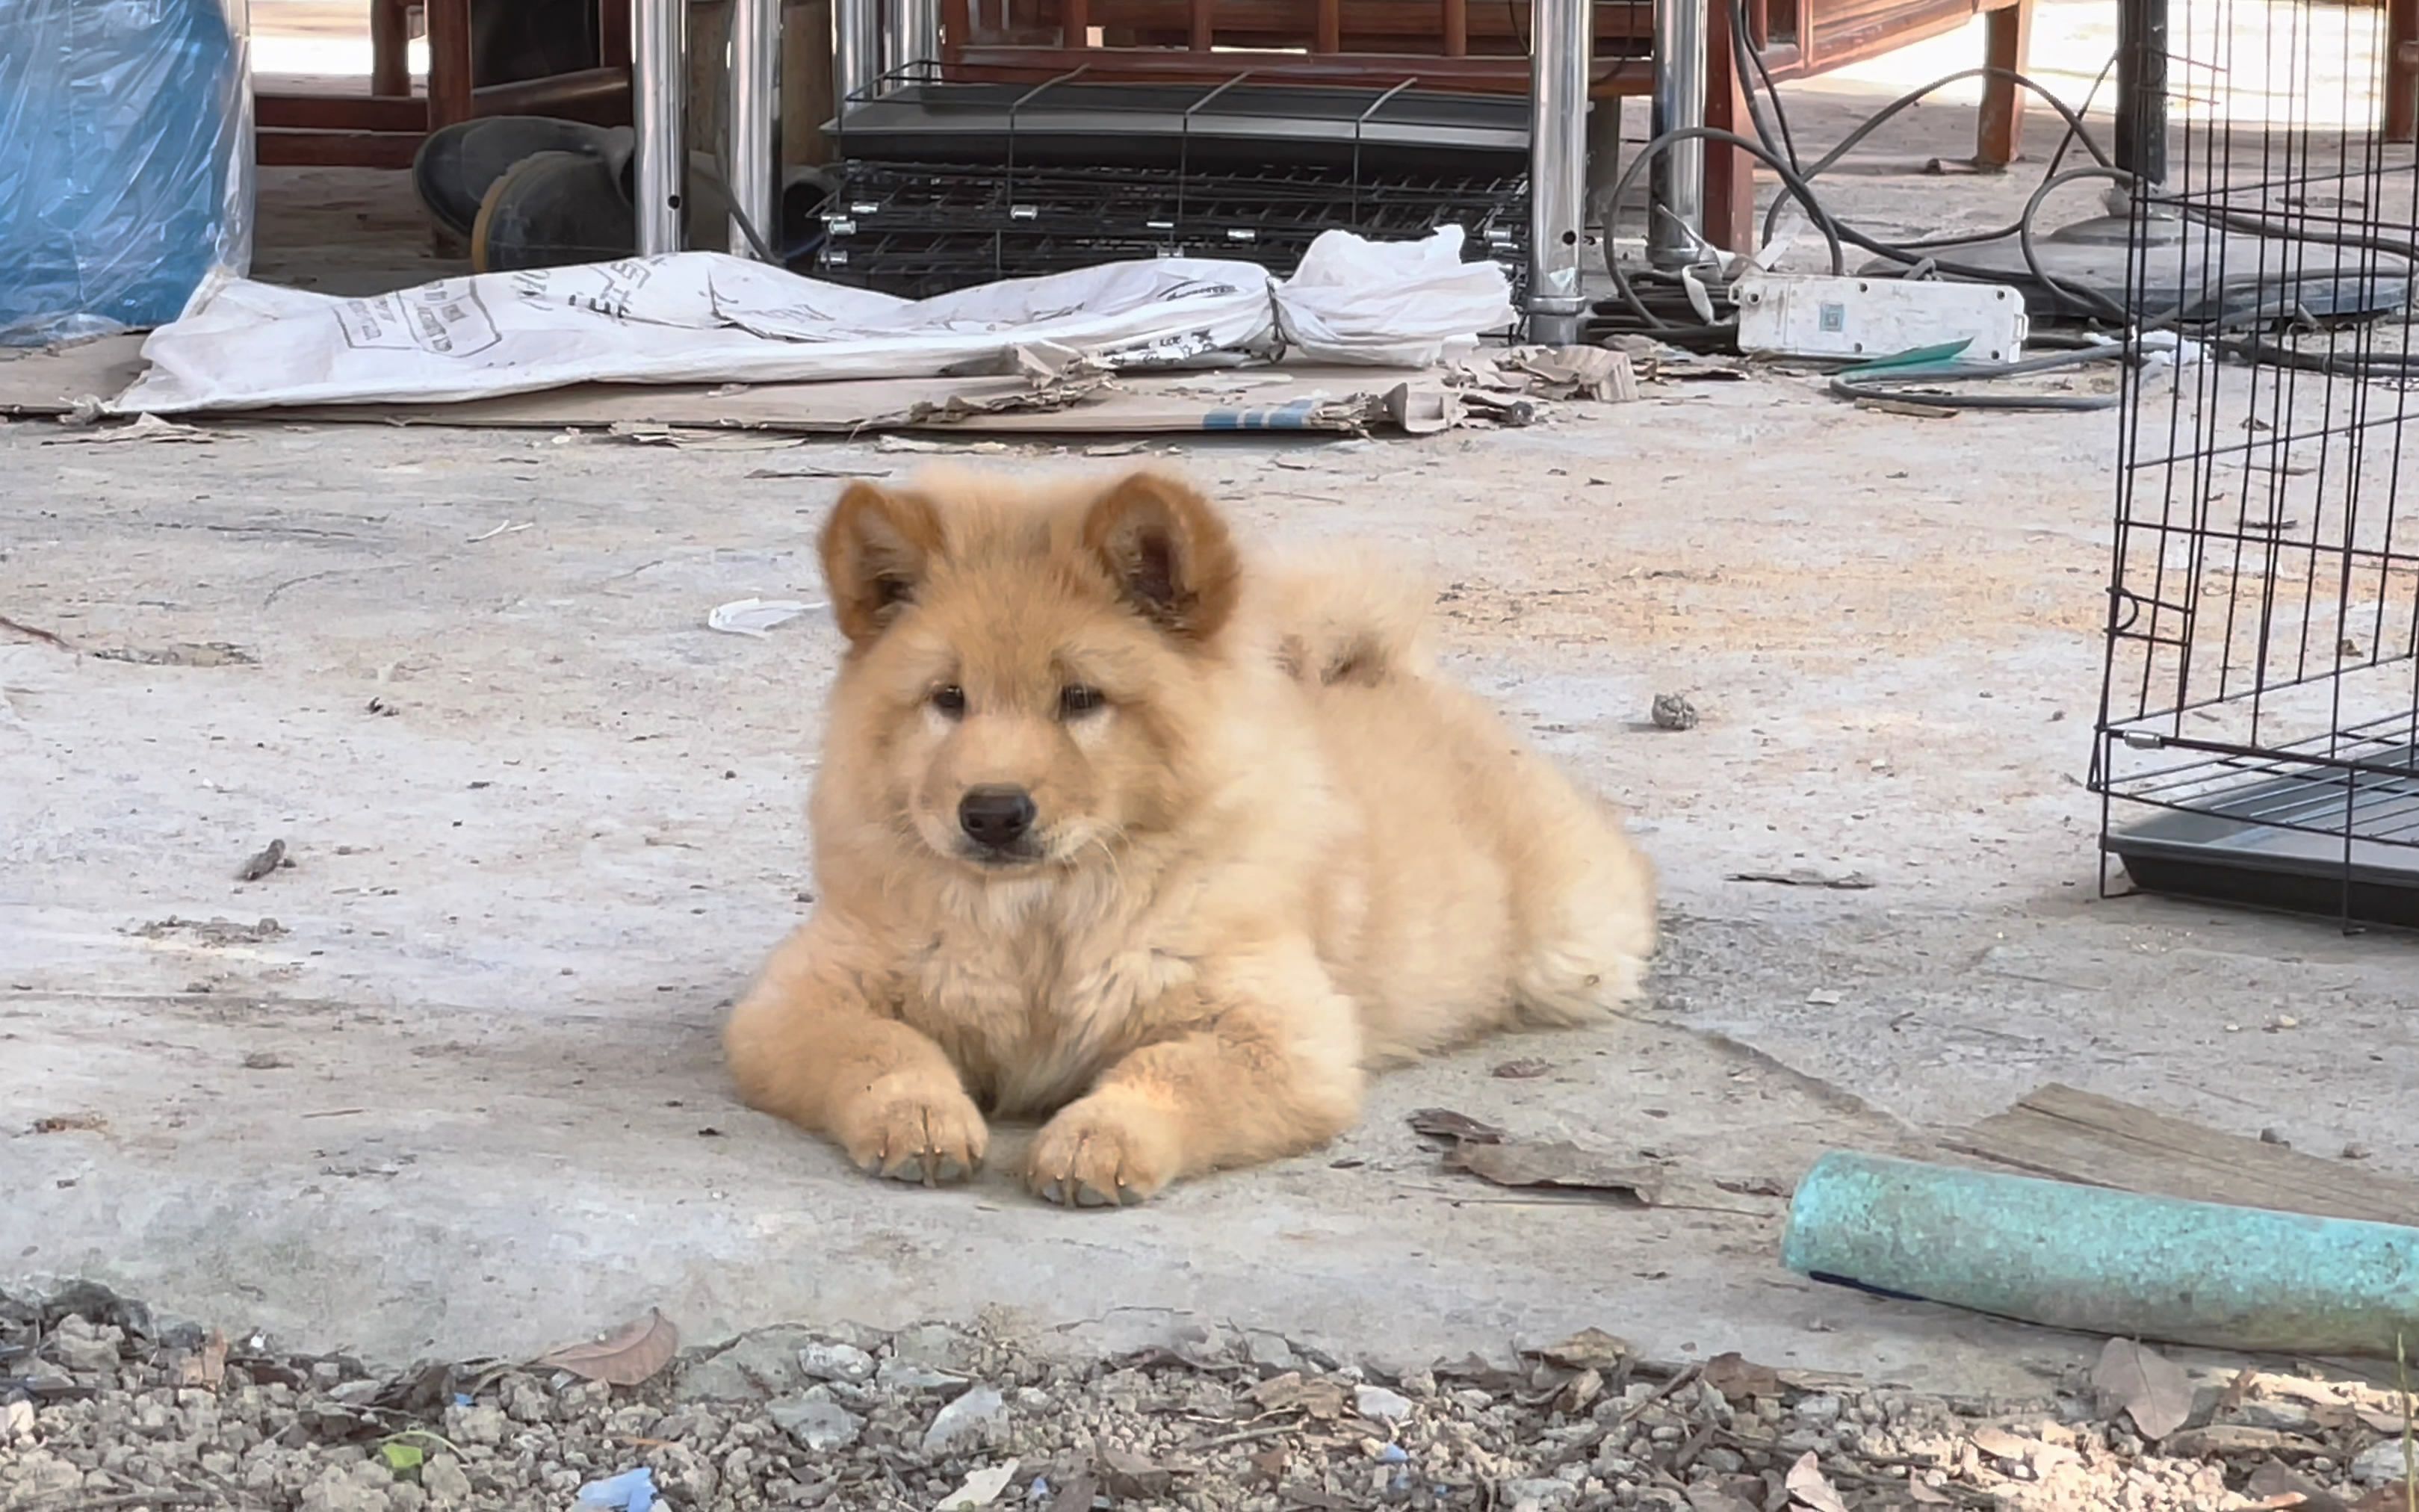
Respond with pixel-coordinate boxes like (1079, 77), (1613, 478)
(724, 468), (1656, 1206)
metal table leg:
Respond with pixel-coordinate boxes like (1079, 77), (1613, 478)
(633, 0), (687, 255)
(882, 0), (938, 86)
(728, 0), (780, 255)
(1527, 0), (1591, 344)
(835, 0), (879, 113)
(1647, 0), (1706, 267)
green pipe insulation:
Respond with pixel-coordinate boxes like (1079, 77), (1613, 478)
(1782, 1152), (2419, 1357)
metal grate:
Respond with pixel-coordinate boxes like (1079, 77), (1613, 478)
(799, 161), (1528, 299)
(2093, 0), (2419, 926)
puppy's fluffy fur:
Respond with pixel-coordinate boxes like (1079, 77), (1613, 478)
(725, 468), (1656, 1206)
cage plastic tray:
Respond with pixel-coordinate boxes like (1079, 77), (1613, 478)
(2104, 748), (2419, 927)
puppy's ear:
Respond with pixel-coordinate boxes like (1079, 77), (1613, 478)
(1081, 472), (1241, 643)
(821, 483), (943, 646)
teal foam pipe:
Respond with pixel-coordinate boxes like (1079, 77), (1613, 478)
(1782, 1152), (2419, 1357)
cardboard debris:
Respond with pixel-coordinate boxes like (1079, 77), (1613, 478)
(0, 338), (1533, 438)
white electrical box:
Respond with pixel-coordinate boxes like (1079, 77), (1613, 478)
(1732, 274), (2029, 363)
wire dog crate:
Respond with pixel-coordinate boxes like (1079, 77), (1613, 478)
(2093, 0), (2419, 926)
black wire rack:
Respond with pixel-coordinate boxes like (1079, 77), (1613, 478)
(2093, 0), (2419, 926)
(805, 161), (1527, 299)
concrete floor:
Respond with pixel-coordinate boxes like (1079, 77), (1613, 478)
(5, 15), (2418, 1397)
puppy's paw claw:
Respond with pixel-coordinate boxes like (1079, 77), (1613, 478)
(840, 1085), (988, 1189)
(1026, 1096), (1175, 1209)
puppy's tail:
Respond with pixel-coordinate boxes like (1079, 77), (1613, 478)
(1263, 549), (1436, 689)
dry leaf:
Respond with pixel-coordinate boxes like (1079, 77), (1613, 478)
(235, 837), (288, 882)
(1700, 1352), (1784, 1400)
(1492, 1058), (1553, 1079)
(199, 1330), (228, 1389)
(2162, 1425), (2305, 1457)
(2094, 1336), (2193, 1440)
(30, 1112), (108, 1135)
(2246, 1460), (2351, 1512)
(1247, 1372), (1348, 1420)
(533, 1308), (679, 1386)
(1532, 1328), (1634, 1372)
(1444, 1138), (1663, 1203)
(1556, 1367), (1604, 1414)
(1970, 1426), (2031, 1460)
(1906, 1480), (1954, 1505)
(1407, 1108), (1506, 1145)
(1785, 1450), (1851, 1512)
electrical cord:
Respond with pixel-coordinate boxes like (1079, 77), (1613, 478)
(1826, 342), (2130, 411)
(1703, 0), (2419, 380)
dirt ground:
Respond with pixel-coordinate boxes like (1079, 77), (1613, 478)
(6, 0), (2419, 1449)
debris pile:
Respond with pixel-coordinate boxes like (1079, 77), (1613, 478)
(5, 1284), (2417, 1511)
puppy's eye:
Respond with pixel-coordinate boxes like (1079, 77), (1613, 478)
(1059, 684), (1106, 719)
(931, 684), (967, 718)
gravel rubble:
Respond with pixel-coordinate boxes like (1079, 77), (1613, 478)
(5, 1283), (2416, 1511)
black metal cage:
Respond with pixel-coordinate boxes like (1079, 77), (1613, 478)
(2093, 0), (2419, 926)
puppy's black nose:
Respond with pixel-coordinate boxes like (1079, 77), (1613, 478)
(958, 786), (1037, 849)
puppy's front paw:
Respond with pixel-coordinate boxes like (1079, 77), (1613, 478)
(835, 1073), (988, 1187)
(1025, 1093), (1180, 1209)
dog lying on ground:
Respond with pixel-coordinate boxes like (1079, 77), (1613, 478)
(724, 468), (1657, 1206)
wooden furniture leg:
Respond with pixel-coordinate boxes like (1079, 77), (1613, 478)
(1703, 0), (1756, 255)
(1977, 0), (2031, 166)
(371, 0), (412, 96)
(425, 0), (476, 129)
(2390, 0), (2418, 143)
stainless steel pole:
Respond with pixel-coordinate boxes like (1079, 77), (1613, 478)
(728, 0), (779, 256)
(633, 0), (686, 255)
(1526, 0), (1591, 344)
(1647, 0), (1706, 267)
(835, 0), (879, 111)
(881, 0), (937, 86)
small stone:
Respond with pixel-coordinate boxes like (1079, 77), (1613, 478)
(1245, 1334), (1298, 1375)
(2344, 1142), (2374, 1160)
(1356, 1384), (1415, 1423)
(876, 1357), (967, 1394)
(298, 1463), (389, 1512)
(1501, 1476), (1579, 1510)
(2228, 1401), (2314, 1434)
(2352, 1440), (2411, 1484)
(3, 1398), (35, 1442)
(445, 1404), (507, 1446)
(891, 1324), (971, 1369)
(1793, 1394), (1845, 1428)
(675, 1326), (822, 1402)
(421, 1456), (473, 1505)
(920, 1386), (1006, 1456)
(2259, 1127), (2291, 1147)
(797, 1342), (876, 1384)
(48, 1318), (125, 1374)
(13, 1451), (84, 1502)
(1650, 693), (1699, 731)
(769, 1396), (864, 1454)
(499, 1374), (552, 1423)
